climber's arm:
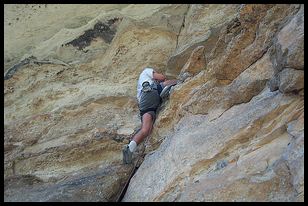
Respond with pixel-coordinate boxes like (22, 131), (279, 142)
(153, 71), (166, 82)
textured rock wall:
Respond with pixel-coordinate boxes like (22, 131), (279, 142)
(123, 4), (304, 202)
(4, 4), (304, 202)
(4, 4), (188, 202)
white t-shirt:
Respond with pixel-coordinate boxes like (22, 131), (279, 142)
(137, 68), (154, 102)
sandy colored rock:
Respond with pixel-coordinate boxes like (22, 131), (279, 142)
(4, 4), (129, 72)
(166, 5), (239, 77)
(4, 4), (185, 201)
(180, 46), (206, 76)
(123, 88), (303, 201)
(123, 4), (304, 202)
(4, 4), (304, 202)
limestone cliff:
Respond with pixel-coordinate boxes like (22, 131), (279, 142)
(4, 4), (304, 202)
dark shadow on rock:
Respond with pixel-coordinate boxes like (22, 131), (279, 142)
(66, 18), (122, 50)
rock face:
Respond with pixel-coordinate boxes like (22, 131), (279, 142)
(4, 4), (304, 202)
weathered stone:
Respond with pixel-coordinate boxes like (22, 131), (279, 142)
(166, 5), (239, 78)
(277, 5), (304, 70)
(279, 68), (304, 93)
(123, 88), (304, 201)
(268, 74), (280, 92)
(4, 4), (304, 202)
(205, 4), (272, 81)
(4, 4), (127, 73)
(176, 4), (240, 56)
(4, 4), (183, 201)
(180, 46), (206, 76)
(287, 113), (304, 139)
(283, 112), (304, 201)
(123, 4), (304, 202)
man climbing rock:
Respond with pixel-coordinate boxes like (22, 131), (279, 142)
(122, 67), (177, 164)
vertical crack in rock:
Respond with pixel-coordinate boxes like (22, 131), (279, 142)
(175, 5), (190, 50)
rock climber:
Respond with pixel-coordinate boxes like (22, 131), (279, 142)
(122, 67), (178, 164)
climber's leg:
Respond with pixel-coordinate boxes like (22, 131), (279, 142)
(132, 112), (154, 144)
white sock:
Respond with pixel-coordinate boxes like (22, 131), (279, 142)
(128, 140), (137, 152)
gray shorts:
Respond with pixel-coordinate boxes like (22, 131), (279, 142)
(139, 82), (164, 122)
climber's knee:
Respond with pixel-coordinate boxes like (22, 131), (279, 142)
(141, 113), (153, 136)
